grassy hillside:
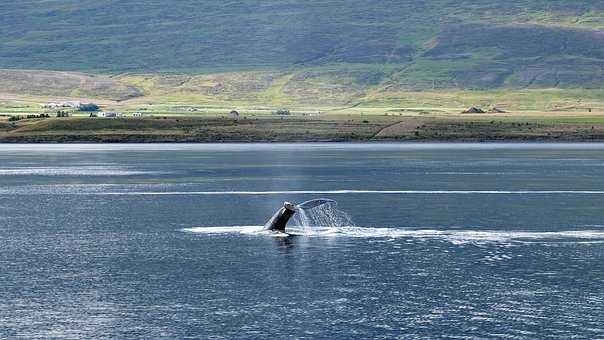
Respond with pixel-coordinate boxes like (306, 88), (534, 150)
(1, 68), (603, 114)
(0, 69), (142, 100)
(0, 1), (602, 90)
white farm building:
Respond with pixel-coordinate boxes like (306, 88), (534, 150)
(97, 111), (122, 118)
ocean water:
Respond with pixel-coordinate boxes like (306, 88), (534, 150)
(0, 143), (603, 339)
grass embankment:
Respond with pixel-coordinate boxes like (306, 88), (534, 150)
(0, 116), (389, 143)
(3, 113), (604, 143)
(375, 115), (604, 141)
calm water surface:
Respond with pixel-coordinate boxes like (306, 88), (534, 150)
(1, 143), (603, 339)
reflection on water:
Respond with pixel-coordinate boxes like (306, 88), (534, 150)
(272, 235), (296, 252)
(1, 144), (603, 338)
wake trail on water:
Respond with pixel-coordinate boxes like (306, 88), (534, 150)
(181, 226), (604, 244)
(0, 166), (162, 176)
(6, 186), (604, 195)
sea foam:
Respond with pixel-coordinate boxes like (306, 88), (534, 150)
(181, 226), (604, 244)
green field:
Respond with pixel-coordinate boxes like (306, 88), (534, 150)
(1, 69), (603, 115)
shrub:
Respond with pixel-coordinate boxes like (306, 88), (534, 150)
(25, 114), (49, 119)
(274, 109), (290, 115)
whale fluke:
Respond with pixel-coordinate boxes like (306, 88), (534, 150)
(264, 199), (335, 232)
(297, 198), (336, 209)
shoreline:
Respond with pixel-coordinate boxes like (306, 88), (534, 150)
(5, 137), (604, 144)
(3, 116), (604, 143)
(5, 137), (604, 143)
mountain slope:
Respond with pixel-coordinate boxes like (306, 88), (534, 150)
(0, 0), (602, 90)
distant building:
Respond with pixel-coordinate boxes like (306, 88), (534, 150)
(43, 101), (83, 109)
(43, 102), (60, 109)
(62, 101), (82, 108)
(462, 107), (486, 114)
(98, 111), (121, 118)
(229, 110), (239, 118)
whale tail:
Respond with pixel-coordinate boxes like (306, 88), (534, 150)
(264, 199), (335, 232)
(297, 198), (336, 210)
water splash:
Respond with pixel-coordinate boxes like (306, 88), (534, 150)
(293, 201), (355, 232)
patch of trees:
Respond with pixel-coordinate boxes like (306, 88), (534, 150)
(274, 109), (290, 115)
(8, 114), (51, 121)
(56, 111), (70, 117)
(79, 103), (100, 111)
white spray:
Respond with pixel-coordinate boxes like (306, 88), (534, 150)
(293, 201), (355, 232)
